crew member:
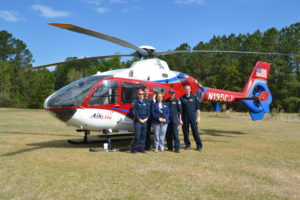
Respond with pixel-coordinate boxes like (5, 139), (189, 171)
(144, 87), (154, 151)
(165, 89), (182, 153)
(151, 92), (169, 152)
(196, 82), (205, 103)
(180, 85), (203, 151)
(131, 89), (150, 153)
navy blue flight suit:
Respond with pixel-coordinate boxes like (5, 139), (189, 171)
(145, 97), (154, 150)
(180, 94), (203, 149)
(166, 97), (182, 152)
(131, 99), (150, 153)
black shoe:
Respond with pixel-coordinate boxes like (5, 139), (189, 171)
(168, 149), (173, 151)
(141, 150), (146, 153)
(131, 151), (137, 154)
(196, 147), (202, 151)
(175, 149), (180, 153)
(185, 146), (190, 150)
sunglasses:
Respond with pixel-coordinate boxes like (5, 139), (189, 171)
(138, 93), (144, 95)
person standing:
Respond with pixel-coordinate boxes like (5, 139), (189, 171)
(151, 92), (169, 152)
(165, 89), (182, 153)
(144, 87), (154, 151)
(131, 89), (150, 153)
(180, 85), (203, 151)
(196, 82), (205, 103)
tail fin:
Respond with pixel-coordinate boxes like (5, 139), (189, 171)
(242, 61), (272, 121)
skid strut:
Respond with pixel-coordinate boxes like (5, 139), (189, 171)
(89, 130), (132, 152)
(68, 130), (93, 144)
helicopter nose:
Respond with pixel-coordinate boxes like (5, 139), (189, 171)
(44, 95), (77, 122)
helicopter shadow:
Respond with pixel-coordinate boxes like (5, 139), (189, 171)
(1, 135), (133, 156)
(0, 131), (73, 137)
(201, 128), (246, 137)
(2, 128), (247, 156)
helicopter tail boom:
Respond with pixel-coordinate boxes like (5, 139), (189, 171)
(201, 61), (272, 120)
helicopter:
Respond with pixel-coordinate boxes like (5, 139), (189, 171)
(25, 23), (294, 147)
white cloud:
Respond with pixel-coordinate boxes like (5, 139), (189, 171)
(173, 0), (206, 6)
(95, 7), (110, 13)
(110, 0), (127, 3)
(121, 6), (140, 13)
(0, 10), (23, 22)
(84, 0), (102, 6)
(31, 5), (71, 18)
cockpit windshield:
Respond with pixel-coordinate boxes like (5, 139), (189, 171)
(46, 75), (111, 108)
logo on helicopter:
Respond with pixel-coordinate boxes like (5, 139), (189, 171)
(207, 93), (234, 102)
(90, 112), (113, 120)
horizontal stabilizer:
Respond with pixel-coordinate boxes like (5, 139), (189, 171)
(236, 91), (270, 102)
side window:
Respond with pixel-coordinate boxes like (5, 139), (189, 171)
(153, 86), (165, 95)
(122, 82), (146, 104)
(89, 80), (118, 105)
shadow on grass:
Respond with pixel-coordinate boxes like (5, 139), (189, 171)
(0, 131), (73, 137)
(1, 135), (133, 156)
(2, 128), (246, 156)
(201, 129), (246, 137)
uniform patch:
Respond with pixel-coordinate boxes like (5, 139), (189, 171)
(189, 99), (193, 102)
(172, 101), (176, 104)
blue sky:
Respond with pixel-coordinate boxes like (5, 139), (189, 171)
(1, 0), (299, 67)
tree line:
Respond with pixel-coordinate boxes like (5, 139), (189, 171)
(0, 23), (299, 112)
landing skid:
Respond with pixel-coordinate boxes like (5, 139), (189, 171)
(67, 129), (132, 152)
(89, 130), (132, 152)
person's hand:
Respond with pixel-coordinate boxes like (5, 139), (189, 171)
(196, 117), (200, 123)
(139, 119), (145, 123)
(179, 120), (183, 125)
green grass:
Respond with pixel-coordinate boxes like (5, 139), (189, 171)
(0, 108), (299, 200)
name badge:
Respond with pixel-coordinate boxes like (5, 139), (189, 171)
(189, 99), (193, 102)
(172, 101), (176, 104)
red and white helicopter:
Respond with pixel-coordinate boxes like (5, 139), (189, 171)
(26, 23), (290, 147)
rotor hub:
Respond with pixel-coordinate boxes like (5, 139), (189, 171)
(139, 45), (156, 58)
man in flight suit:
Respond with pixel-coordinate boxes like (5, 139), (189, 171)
(165, 89), (182, 153)
(144, 87), (153, 151)
(180, 85), (203, 151)
(131, 89), (150, 153)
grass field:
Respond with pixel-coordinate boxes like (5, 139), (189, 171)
(0, 108), (299, 200)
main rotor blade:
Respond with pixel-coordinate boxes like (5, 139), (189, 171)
(24, 53), (135, 71)
(49, 23), (148, 57)
(154, 50), (299, 57)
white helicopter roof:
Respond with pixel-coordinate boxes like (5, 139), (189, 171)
(96, 58), (180, 82)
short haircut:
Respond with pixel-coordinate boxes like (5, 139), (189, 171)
(184, 85), (191, 89)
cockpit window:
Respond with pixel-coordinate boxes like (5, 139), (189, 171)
(89, 80), (118, 105)
(46, 76), (109, 108)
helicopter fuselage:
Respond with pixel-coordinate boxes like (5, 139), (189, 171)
(44, 59), (272, 132)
